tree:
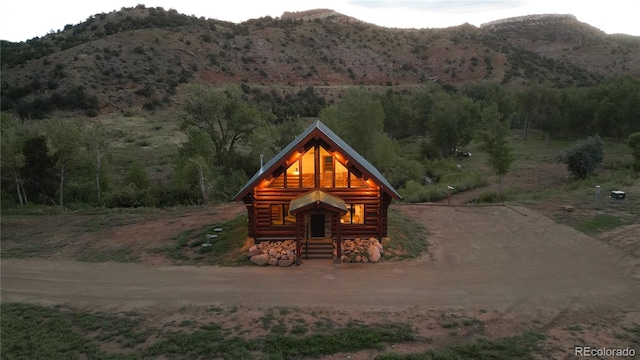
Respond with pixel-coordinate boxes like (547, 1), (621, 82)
(0, 114), (28, 205)
(176, 127), (215, 204)
(182, 84), (275, 169)
(320, 88), (386, 161)
(84, 124), (110, 202)
(46, 119), (82, 207)
(428, 92), (478, 157)
(476, 104), (515, 198)
(21, 135), (57, 204)
(515, 84), (562, 140)
(557, 136), (604, 180)
(125, 161), (150, 190)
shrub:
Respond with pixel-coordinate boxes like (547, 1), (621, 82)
(556, 136), (604, 180)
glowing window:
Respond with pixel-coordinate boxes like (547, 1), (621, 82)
(286, 161), (300, 188)
(319, 146), (333, 188)
(340, 204), (365, 224)
(270, 205), (296, 225)
(349, 172), (368, 188)
(335, 160), (348, 188)
(301, 147), (315, 188)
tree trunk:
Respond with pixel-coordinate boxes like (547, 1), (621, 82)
(59, 166), (65, 208)
(523, 115), (530, 140)
(499, 174), (504, 200)
(95, 154), (102, 202)
(20, 181), (28, 204)
(198, 165), (208, 205)
(15, 172), (24, 206)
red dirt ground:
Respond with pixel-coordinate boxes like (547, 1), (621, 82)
(2, 198), (639, 358)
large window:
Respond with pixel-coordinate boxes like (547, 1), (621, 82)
(270, 205), (296, 225)
(319, 147), (333, 188)
(341, 204), (364, 224)
(263, 145), (373, 190)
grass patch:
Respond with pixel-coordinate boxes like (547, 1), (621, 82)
(76, 247), (140, 263)
(152, 213), (249, 265)
(441, 320), (459, 329)
(376, 331), (545, 360)
(145, 323), (255, 359)
(263, 323), (415, 358)
(1, 242), (68, 259)
(574, 214), (627, 234)
(2, 303), (416, 359)
(386, 208), (429, 259)
(1, 303), (146, 360)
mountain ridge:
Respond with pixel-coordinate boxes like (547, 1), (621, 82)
(1, 6), (638, 117)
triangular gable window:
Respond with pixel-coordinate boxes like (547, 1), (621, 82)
(266, 145), (373, 189)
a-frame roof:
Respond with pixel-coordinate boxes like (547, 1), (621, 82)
(232, 120), (402, 201)
(289, 190), (348, 215)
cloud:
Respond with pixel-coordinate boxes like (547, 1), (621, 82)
(349, 0), (526, 14)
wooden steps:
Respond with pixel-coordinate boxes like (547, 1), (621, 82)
(301, 239), (334, 260)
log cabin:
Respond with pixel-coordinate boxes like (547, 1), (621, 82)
(233, 120), (401, 262)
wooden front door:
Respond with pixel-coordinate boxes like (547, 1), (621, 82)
(310, 214), (325, 238)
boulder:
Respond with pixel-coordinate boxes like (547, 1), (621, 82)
(341, 255), (351, 263)
(247, 245), (262, 257)
(279, 258), (294, 267)
(250, 254), (271, 266)
(354, 255), (362, 263)
(368, 244), (381, 263)
(268, 258), (279, 266)
(268, 248), (278, 257)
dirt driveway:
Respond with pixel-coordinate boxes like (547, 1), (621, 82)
(3, 205), (638, 313)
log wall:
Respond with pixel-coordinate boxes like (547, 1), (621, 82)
(244, 187), (387, 240)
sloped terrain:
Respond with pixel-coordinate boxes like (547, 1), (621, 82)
(2, 6), (639, 117)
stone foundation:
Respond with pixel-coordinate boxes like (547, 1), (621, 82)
(247, 240), (296, 267)
(334, 237), (384, 263)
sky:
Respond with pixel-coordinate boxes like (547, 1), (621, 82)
(1, 0), (638, 42)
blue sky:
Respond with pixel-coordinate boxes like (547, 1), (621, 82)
(1, 0), (638, 42)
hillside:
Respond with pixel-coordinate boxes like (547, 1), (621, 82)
(1, 5), (639, 117)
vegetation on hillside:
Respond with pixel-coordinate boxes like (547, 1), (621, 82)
(1, 5), (639, 209)
(1, 5), (639, 116)
(2, 75), (639, 209)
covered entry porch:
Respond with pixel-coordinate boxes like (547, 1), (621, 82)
(289, 190), (348, 263)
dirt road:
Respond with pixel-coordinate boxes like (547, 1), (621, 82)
(2, 205), (638, 314)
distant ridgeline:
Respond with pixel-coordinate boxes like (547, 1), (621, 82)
(481, 14), (578, 29)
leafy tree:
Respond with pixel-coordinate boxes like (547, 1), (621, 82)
(1, 114), (28, 205)
(320, 88), (386, 162)
(380, 89), (419, 139)
(182, 84), (275, 169)
(84, 124), (110, 202)
(476, 104), (515, 198)
(320, 88), (423, 186)
(21, 135), (57, 204)
(176, 127), (215, 204)
(124, 161), (150, 190)
(556, 136), (604, 180)
(46, 119), (82, 207)
(427, 92), (478, 157)
(515, 84), (562, 140)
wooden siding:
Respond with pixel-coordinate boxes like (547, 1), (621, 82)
(247, 187), (385, 240)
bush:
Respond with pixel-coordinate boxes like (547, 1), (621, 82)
(556, 136), (604, 180)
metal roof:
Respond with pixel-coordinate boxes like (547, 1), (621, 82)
(289, 190), (348, 215)
(232, 120), (402, 201)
